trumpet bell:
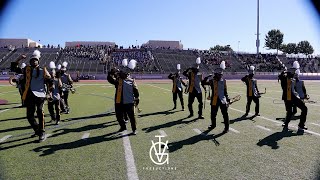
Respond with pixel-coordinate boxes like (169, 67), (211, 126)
(9, 76), (17, 86)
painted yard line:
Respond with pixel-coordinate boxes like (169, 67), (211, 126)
(158, 130), (167, 137)
(45, 134), (52, 139)
(0, 90), (18, 95)
(0, 105), (21, 114)
(311, 123), (320, 127)
(0, 135), (12, 143)
(148, 84), (320, 137)
(0, 109), (10, 114)
(81, 132), (90, 140)
(229, 128), (240, 133)
(255, 125), (272, 132)
(193, 128), (203, 135)
(121, 130), (139, 180)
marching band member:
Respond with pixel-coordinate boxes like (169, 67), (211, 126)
(11, 50), (52, 142)
(107, 59), (139, 135)
(60, 61), (73, 114)
(201, 61), (230, 132)
(48, 61), (63, 125)
(241, 65), (260, 117)
(183, 57), (204, 119)
(10, 55), (27, 107)
(168, 64), (186, 111)
(278, 61), (308, 132)
(292, 69), (308, 115)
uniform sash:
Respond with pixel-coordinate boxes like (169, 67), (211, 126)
(22, 66), (31, 101)
(188, 72), (194, 93)
(287, 79), (291, 101)
(212, 80), (218, 106)
(116, 79), (123, 103)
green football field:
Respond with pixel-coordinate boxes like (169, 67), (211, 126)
(0, 80), (319, 180)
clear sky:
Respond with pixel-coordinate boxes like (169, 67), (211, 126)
(0, 0), (319, 54)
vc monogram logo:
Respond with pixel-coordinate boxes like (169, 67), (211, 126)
(149, 135), (169, 165)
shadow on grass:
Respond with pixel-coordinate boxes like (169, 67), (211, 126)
(0, 111), (116, 151)
(142, 117), (199, 133)
(230, 114), (256, 124)
(138, 109), (179, 118)
(0, 106), (21, 111)
(50, 121), (117, 138)
(0, 102), (20, 106)
(0, 114), (51, 123)
(257, 130), (303, 149)
(275, 115), (301, 122)
(33, 131), (132, 156)
(168, 129), (227, 153)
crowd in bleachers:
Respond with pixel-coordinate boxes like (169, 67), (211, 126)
(236, 54), (283, 72)
(110, 49), (159, 73)
(62, 45), (112, 61)
(197, 50), (232, 68)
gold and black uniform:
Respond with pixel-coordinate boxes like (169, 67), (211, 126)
(278, 71), (308, 130)
(183, 67), (204, 118)
(241, 74), (260, 116)
(107, 70), (139, 133)
(168, 73), (186, 110)
(202, 75), (230, 131)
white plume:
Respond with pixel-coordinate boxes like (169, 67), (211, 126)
(20, 63), (26, 69)
(122, 59), (128, 67)
(292, 61), (300, 69)
(57, 64), (61, 70)
(220, 61), (226, 70)
(49, 61), (56, 69)
(128, 59), (137, 70)
(62, 61), (68, 67)
(196, 57), (201, 64)
(249, 65), (255, 71)
(177, 64), (181, 70)
(32, 50), (41, 58)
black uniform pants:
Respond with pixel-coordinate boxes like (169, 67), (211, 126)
(25, 92), (45, 135)
(246, 96), (260, 114)
(188, 90), (203, 116)
(173, 90), (184, 108)
(211, 101), (229, 130)
(63, 91), (70, 107)
(115, 103), (137, 131)
(48, 100), (61, 122)
(284, 96), (308, 128)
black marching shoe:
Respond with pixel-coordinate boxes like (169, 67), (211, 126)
(198, 115), (205, 119)
(298, 126), (308, 131)
(118, 127), (127, 132)
(182, 107), (185, 111)
(282, 123), (289, 131)
(255, 113), (260, 116)
(31, 131), (39, 138)
(132, 130), (137, 135)
(208, 125), (216, 130)
(223, 128), (229, 133)
(39, 133), (46, 142)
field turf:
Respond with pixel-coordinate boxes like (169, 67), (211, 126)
(0, 80), (319, 180)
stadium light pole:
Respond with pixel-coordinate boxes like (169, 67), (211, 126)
(256, 0), (260, 56)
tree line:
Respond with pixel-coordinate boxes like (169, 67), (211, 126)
(209, 29), (315, 56)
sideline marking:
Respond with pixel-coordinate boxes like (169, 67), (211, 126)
(256, 125), (272, 132)
(122, 130), (139, 180)
(82, 132), (90, 140)
(158, 130), (167, 137)
(229, 128), (240, 133)
(0, 135), (12, 143)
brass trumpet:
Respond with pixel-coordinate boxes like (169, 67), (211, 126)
(9, 75), (22, 86)
(62, 83), (76, 94)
